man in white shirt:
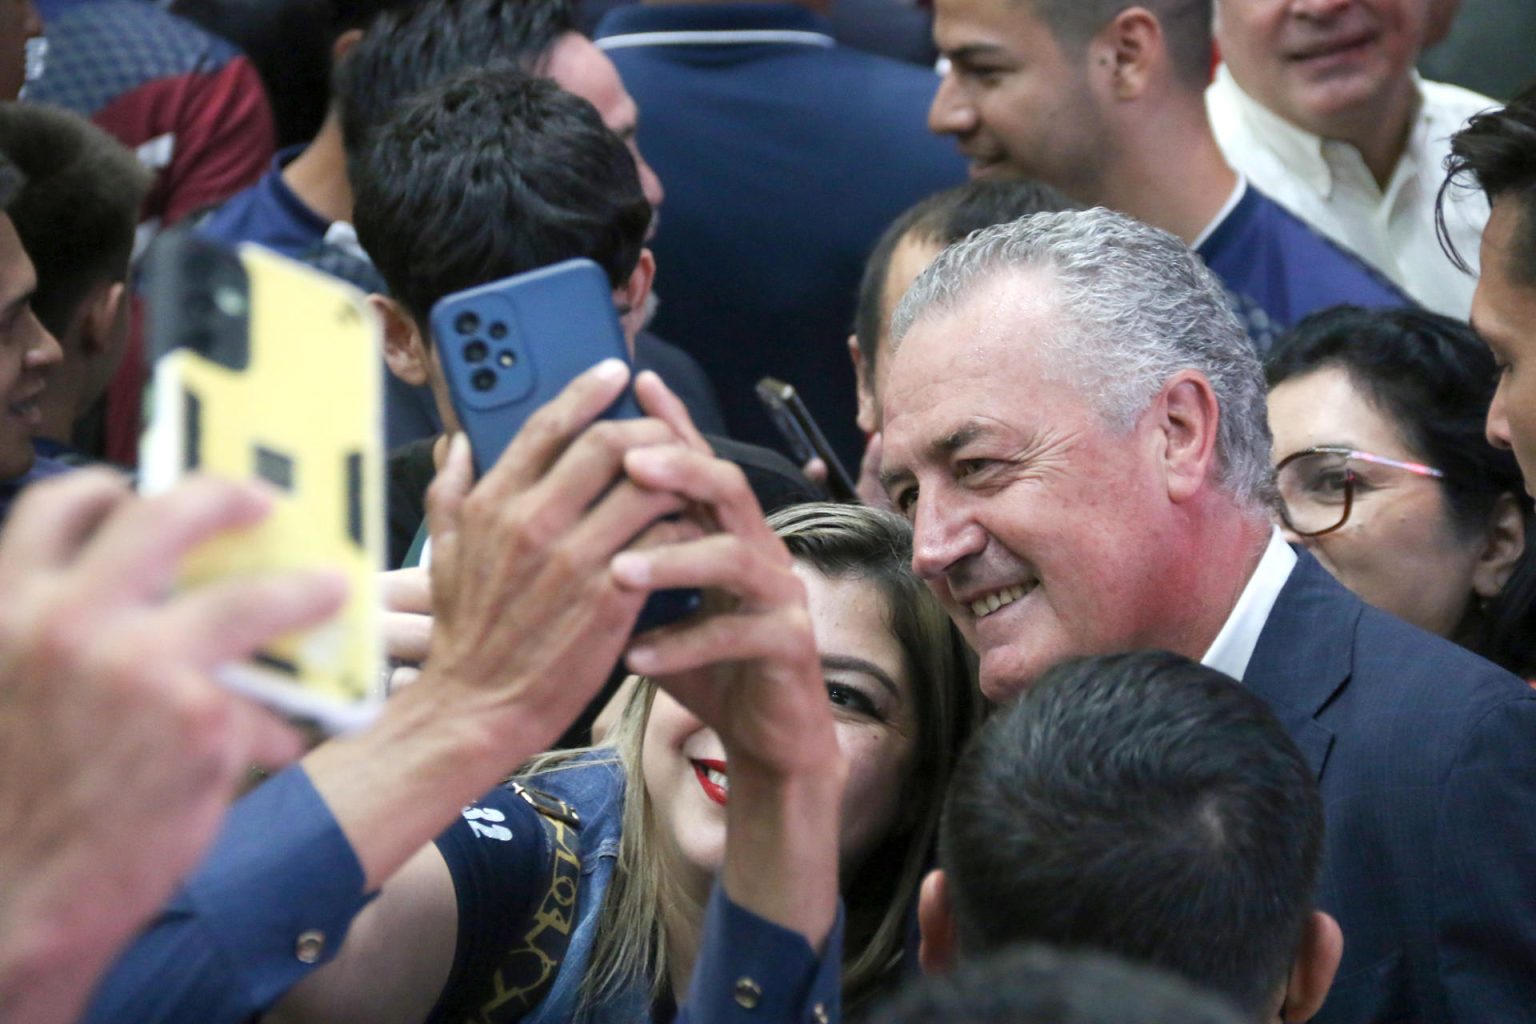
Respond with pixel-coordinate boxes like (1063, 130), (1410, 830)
(1207, 0), (1496, 317)
(877, 207), (1536, 1023)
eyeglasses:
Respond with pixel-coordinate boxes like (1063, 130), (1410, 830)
(1274, 446), (1445, 537)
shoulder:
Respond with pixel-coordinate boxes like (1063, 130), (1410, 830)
(1416, 77), (1502, 127)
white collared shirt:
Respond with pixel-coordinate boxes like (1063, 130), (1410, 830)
(1206, 64), (1495, 318)
(1202, 528), (1298, 683)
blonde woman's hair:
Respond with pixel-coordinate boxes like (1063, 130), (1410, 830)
(522, 502), (980, 1014)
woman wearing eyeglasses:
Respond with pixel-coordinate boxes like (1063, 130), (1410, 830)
(1266, 306), (1536, 679)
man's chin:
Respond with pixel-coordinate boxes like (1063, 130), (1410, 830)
(977, 651), (1036, 704)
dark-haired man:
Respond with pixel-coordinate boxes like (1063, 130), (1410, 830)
(926, 0), (1411, 349)
(917, 652), (1340, 1023)
(1442, 87), (1536, 494)
(0, 102), (150, 464)
(0, 154), (65, 520)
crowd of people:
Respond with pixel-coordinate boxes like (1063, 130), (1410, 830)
(1, 1), (1534, 1022)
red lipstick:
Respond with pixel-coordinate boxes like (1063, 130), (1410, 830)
(692, 759), (728, 806)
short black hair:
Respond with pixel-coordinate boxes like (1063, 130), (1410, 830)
(1266, 305), (1536, 674)
(0, 104), (150, 334)
(352, 67), (649, 327)
(0, 152), (22, 211)
(878, 945), (1245, 1024)
(853, 179), (1075, 372)
(1029, 0), (1213, 91)
(939, 650), (1323, 1018)
(1440, 84), (1536, 284)
(335, 0), (577, 163)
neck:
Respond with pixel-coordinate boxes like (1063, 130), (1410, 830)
(1152, 497), (1274, 661)
(281, 114), (353, 226)
(1325, 84), (1417, 188)
(1095, 98), (1238, 246)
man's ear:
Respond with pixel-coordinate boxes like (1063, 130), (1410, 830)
(1472, 493), (1527, 599)
(917, 869), (959, 974)
(618, 248), (657, 352)
(331, 26), (365, 65)
(1154, 370), (1221, 504)
(79, 279), (127, 357)
(1090, 5), (1162, 101)
(373, 293), (431, 386)
(1280, 911), (1342, 1022)
(849, 334), (877, 435)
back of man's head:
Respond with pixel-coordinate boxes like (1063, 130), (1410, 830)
(881, 944), (1245, 1024)
(1025, 0), (1213, 91)
(352, 67), (648, 326)
(0, 103), (150, 336)
(934, 650), (1325, 1019)
(1441, 84), (1536, 284)
(336, 0), (576, 163)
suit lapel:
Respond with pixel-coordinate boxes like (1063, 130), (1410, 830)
(1243, 550), (1356, 780)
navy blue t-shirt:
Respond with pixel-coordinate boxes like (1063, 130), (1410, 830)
(1198, 184), (1415, 352)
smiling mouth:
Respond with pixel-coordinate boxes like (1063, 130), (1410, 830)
(1290, 32), (1375, 63)
(968, 583), (1032, 619)
(692, 759), (728, 806)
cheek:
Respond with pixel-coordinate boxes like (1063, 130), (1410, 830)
(835, 725), (913, 866)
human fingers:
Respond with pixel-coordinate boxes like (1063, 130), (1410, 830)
(0, 468), (132, 579)
(519, 415), (682, 521)
(381, 566), (432, 615)
(627, 600), (815, 684)
(561, 475), (696, 567)
(150, 567), (348, 669)
(476, 358), (632, 500)
(73, 476), (275, 605)
(803, 457), (828, 484)
(622, 444), (774, 540)
(610, 531), (798, 609)
(634, 370), (710, 453)
(382, 610), (433, 665)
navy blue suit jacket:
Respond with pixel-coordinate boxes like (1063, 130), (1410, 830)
(1245, 551), (1536, 1023)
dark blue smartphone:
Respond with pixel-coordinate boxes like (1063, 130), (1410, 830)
(431, 258), (700, 633)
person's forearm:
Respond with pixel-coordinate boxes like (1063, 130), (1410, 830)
(720, 761), (846, 951)
(303, 680), (557, 892)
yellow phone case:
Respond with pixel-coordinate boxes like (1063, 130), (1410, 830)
(139, 241), (385, 732)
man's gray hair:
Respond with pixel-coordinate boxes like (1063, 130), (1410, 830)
(889, 207), (1274, 509)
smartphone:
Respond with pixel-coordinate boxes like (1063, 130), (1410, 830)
(139, 231), (385, 733)
(431, 258), (700, 632)
(756, 376), (859, 503)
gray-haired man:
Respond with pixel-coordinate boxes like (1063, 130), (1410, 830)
(878, 208), (1536, 1024)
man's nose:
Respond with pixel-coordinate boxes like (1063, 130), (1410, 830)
(909, 489), (986, 582)
(928, 69), (977, 138)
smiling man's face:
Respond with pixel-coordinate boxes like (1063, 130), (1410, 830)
(0, 211), (60, 480)
(1214, 0), (1429, 140)
(927, 0), (1111, 198)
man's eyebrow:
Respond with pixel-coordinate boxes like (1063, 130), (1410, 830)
(877, 422), (989, 491)
(944, 43), (1014, 64)
(0, 288), (32, 319)
(821, 653), (900, 699)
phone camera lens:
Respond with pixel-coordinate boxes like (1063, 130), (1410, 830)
(496, 350), (516, 368)
(488, 321), (508, 340)
(471, 368), (497, 392)
(463, 340), (488, 363)
(455, 311), (480, 335)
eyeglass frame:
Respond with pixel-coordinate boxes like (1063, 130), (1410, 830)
(1273, 445), (1446, 538)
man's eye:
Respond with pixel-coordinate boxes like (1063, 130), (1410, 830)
(956, 459), (990, 480)
(893, 486), (918, 515)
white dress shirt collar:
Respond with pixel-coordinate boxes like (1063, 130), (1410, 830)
(1202, 528), (1298, 682)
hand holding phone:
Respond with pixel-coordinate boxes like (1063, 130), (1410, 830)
(431, 259), (700, 631)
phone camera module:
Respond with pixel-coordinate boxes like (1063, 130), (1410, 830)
(496, 350), (517, 368)
(463, 340), (489, 363)
(455, 311), (481, 335)
(488, 321), (508, 341)
(471, 368), (497, 392)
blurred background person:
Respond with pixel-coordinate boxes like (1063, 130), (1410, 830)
(1266, 305), (1536, 679)
(0, 101), (150, 466)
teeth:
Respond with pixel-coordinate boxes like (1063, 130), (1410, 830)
(970, 584), (1028, 618)
(705, 767), (729, 793)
